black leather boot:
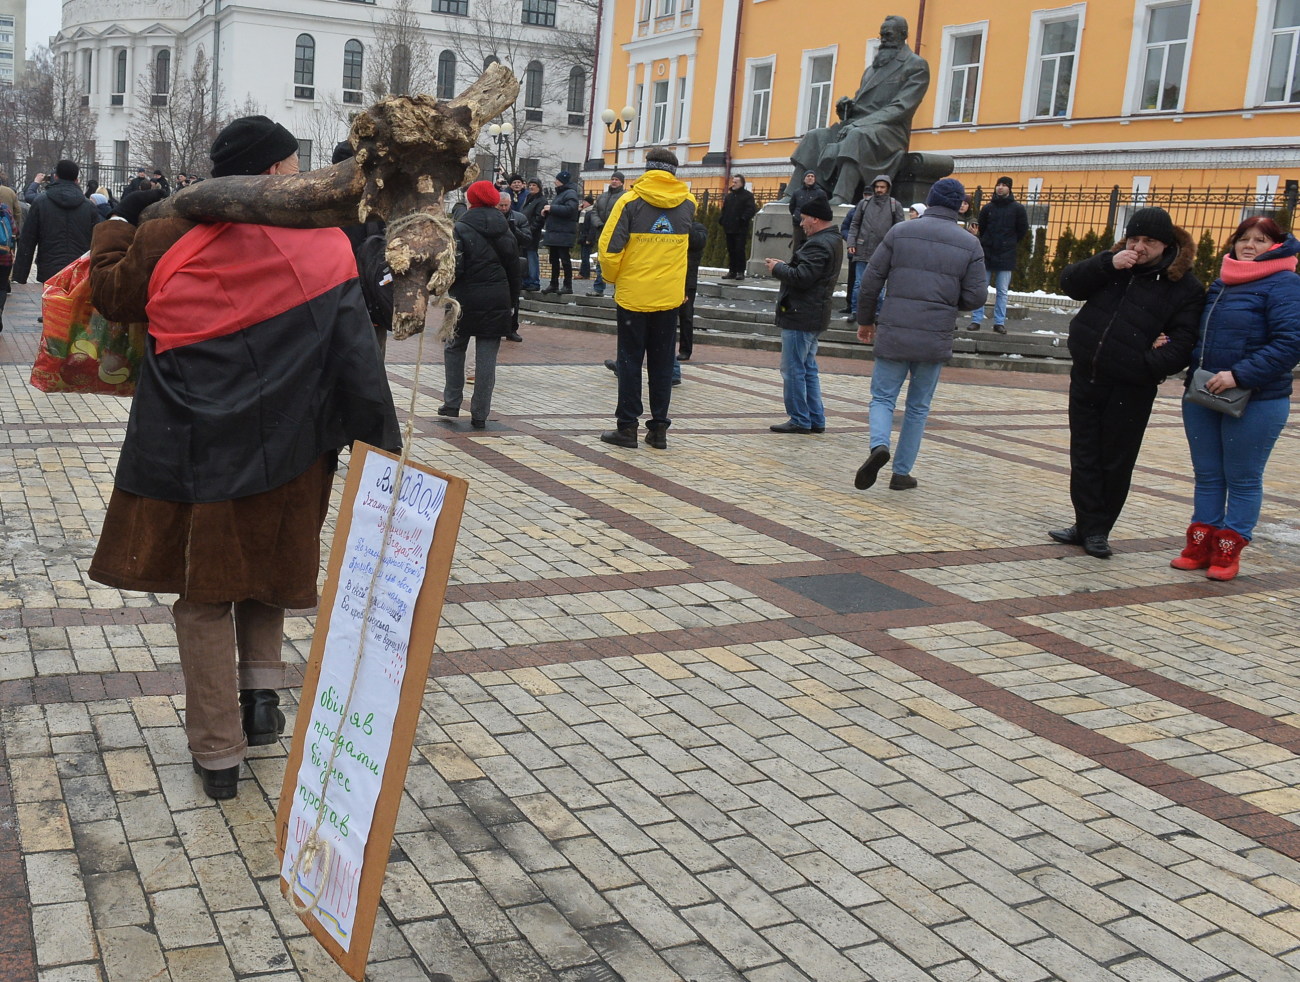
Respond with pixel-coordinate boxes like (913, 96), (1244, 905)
(240, 689), (286, 746)
(599, 425), (638, 448)
(192, 759), (240, 800)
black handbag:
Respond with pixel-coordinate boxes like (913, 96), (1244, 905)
(1184, 368), (1251, 418)
(1183, 290), (1252, 418)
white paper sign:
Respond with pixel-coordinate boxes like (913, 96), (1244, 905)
(280, 453), (447, 949)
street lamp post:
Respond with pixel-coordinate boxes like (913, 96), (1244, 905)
(600, 106), (637, 166)
(487, 121), (514, 180)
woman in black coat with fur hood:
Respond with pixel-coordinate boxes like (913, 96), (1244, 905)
(439, 181), (522, 428)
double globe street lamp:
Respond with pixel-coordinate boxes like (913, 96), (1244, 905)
(487, 121), (514, 180)
(600, 106), (636, 166)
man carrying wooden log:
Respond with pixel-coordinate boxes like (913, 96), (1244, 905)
(86, 115), (401, 801)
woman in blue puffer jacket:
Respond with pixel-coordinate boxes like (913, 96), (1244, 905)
(1172, 216), (1300, 580)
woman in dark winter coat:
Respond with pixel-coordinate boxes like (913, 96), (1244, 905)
(1171, 217), (1300, 580)
(541, 171), (580, 293)
(439, 180), (522, 427)
(520, 179), (546, 290)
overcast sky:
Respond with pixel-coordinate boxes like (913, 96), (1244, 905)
(27, 1), (60, 56)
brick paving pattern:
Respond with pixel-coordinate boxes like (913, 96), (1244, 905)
(4, 279), (1300, 980)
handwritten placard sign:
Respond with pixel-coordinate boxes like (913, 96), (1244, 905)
(277, 444), (467, 980)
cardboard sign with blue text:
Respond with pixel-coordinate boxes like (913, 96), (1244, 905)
(276, 444), (467, 981)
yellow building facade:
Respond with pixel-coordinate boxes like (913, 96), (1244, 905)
(585, 0), (1300, 202)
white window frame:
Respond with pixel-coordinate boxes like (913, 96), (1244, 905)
(633, 80), (646, 144)
(796, 46), (838, 136)
(933, 21), (987, 127)
(1247, 0), (1300, 105)
(742, 55), (776, 140)
(1123, 0), (1199, 114)
(674, 74), (688, 141)
(1021, 4), (1086, 121)
(650, 78), (670, 142)
(1256, 173), (1280, 205)
(111, 48), (128, 106)
(1132, 175), (1152, 205)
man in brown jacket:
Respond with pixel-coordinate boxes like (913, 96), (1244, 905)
(88, 116), (399, 799)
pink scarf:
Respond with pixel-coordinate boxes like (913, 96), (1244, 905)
(1220, 251), (1297, 285)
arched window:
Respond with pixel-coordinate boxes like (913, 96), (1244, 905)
(154, 49), (170, 94)
(112, 50), (127, 106)
(524, 60), (543, 121)
(437, 50), (457, 100)
(566, 65), (584, 114)
(391, 42), (411, 95)
(343, 39), (363, 103)
(294, 34), (315, 99)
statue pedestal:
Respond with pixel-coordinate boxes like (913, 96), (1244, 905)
(746, 202), (854, 278)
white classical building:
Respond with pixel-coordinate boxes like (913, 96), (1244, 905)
(51, 0), (595, 184)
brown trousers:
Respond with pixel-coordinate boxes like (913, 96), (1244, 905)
(172, 599), (289, 769)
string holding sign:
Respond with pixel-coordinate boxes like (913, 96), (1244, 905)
(286, 317), (429, 919)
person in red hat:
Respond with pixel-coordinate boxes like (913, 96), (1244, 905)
(437, 179), (522, 428)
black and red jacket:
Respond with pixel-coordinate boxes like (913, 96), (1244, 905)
(105, 221), (400, 503)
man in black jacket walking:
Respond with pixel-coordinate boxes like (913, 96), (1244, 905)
(765, 196), (843, 434)
(1048, 207), (1203, 558)
(13, 159), (101, 284)
(719, 175), (757, 279)
(970, 176), (1028, 333)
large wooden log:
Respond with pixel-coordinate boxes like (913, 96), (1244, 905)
(142, 64), (520, 339)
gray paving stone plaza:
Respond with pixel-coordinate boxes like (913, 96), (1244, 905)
(4, 280), (1300, 981)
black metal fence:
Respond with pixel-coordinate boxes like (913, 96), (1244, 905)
(968, 183), (1298, 250)
(685, 181), (1298, 287)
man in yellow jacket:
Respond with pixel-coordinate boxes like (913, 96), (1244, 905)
(597, 147), (697, 450)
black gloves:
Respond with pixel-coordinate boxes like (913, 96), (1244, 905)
(113, 189), (167, 225)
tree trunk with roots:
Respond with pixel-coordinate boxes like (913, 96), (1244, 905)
(141, 64), (520, 340)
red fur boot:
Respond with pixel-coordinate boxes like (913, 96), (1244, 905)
(1206, 529), (1248, 581)
(1170, 522), (1216, 571)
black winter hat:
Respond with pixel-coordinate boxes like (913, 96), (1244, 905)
(926, 178), (966, 211)
(210, 115), (300, 177)
(800, 196), (833, 222)
(331, 140), (356, 164)
(1124, 206), (1176, 246)
(996, 175), (1013, 188)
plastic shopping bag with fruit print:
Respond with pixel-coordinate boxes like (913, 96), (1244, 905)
(31, 253), (145, 397)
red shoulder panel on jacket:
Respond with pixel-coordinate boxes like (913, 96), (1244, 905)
(145, 224), (357, 354)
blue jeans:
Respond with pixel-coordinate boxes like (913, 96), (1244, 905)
(847, 259), (865, 311)
(524, 249), (541, 290)
(869, 358), (943, 475)
(853, 263), (886, 318)
(780, 329), (824, 429)
(971, 268), (1012, 325)
(592, 259), (605, 293)
(1183, 396), (1289, 540)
